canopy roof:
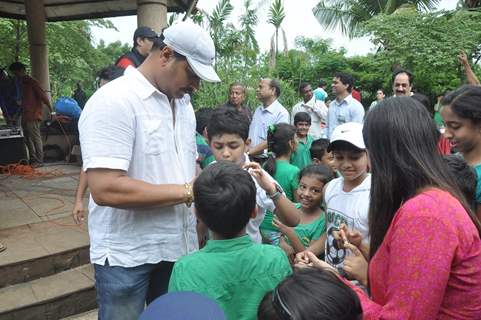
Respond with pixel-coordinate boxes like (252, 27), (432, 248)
(0, 0), (195, 21)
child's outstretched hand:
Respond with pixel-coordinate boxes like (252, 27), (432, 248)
(243, 162), (276, 194)
(273, 217), (290, 234)
(294, 251), (336, 273)
(343, 242), (368, 287)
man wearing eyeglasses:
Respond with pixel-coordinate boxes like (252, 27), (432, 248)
(79, 21), (220, 320)
(116, 26), (157, 69)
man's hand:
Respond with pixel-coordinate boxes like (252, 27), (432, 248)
(343, 243), (369, 287)
(72, 200), (85, 224)
(243, 162), (276, 194)
(458, 51), (469, 66)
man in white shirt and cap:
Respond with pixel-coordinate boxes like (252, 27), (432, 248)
(79, 21), (220, 320)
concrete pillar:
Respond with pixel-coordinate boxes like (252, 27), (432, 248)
(24, 0), (51, 103)
(137, 0), (168, 33)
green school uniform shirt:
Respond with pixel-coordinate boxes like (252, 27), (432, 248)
(291, 135), (314, 170)
(286, 214), (326, 247)
(260, 161), (300, 242)
(273, 159), (300, 201)
(195, 132), (215, 169)
(474, 164), (481, 204)
(168, 235), (292, 320)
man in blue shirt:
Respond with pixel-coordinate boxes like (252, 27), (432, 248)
(326, 72), (365, 138)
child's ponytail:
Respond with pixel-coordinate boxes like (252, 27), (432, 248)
(264, 125), (277, 176)
(264, 123), (297, 176)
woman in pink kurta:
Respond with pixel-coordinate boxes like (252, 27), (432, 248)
(358, 97), (481, 319)
(298, 97), (481, 319)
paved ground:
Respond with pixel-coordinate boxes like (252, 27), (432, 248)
(0, 163), (87, 229)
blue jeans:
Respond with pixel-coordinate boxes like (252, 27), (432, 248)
(94, 260), (174, 320)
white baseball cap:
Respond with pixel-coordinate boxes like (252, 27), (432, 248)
(328, 122), (366, 151)
(163, 21), (221, 83)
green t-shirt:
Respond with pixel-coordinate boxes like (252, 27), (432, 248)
(474, 164), (481, 204)
(434, 111), (444, 128)
(273, 159), (300, 202)
(196, 132), (215, 169)
(287, 214), (326, 247)
(168, 235), (292, 320)
(290, 135), (314, 170)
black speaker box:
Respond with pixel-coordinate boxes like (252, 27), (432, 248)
(0, 136), (28, 165)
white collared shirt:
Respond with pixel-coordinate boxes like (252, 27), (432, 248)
(79, 66), (198, 267)
(248, 99), (289, 148)
(291, 96), (328, 139)
(326, 94), (365, 138)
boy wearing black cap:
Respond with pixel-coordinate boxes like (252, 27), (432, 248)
(116, 26), (157, 68)
(169, 162), (292, 320)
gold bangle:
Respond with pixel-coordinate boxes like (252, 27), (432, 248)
(184, 183), (194, 207)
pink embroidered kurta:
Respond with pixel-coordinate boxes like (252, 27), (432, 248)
(351, 189), (481, 319)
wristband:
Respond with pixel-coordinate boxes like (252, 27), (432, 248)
(268, 190), (282, 201)
(184, 183), (194, 207)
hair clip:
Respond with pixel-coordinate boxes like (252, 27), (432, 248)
(268, 124), (277, 134)
(272, 287), (292, 320)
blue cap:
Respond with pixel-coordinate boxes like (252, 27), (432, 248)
(139, 292), (226, 320)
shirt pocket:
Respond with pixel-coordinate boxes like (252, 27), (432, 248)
(143, 119), (170, 155)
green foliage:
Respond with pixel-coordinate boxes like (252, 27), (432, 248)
(267, 0), (286, 28)
(313, 0), (440, 37)
(0, 18), (125, 101)
(362, 9), (481, 97)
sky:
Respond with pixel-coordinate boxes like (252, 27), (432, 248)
(91, 0), (459, 57)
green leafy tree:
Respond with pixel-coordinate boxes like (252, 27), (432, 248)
(362, 9), (481, 98)
(313, 0), (440, 37)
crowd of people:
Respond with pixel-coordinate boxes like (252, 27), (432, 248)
(2, 18), (481, 319)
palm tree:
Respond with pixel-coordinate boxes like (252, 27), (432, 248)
(240, 0), (260, 66)
(268, 0), (287, 69)
(313, 0), (440, 38)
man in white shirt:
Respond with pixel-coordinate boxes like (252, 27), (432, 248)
(291, 82), (328, 139)
(78, 22), (220, 320)
(326, 72), (365, 138)
(248, 78), (289, 157)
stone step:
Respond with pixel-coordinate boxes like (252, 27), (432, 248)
(0, 216), (89, 288)
(0, 265), (96, 320)
(62, 309), (98, 320)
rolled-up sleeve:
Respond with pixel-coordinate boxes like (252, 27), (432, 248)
(79, 93), (135, 172)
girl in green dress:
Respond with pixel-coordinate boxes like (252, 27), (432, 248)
(273, 164), (334, 262)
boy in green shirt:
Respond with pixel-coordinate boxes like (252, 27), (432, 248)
(291, 112), (314, 170)
(168, 162), (292, 320)
(201, 108), (301, 244)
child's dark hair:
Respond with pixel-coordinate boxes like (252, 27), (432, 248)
(443, 155), (477, 211)
(328, 141), (365, 153)
(411, 93), (433, 117)
(257, 268), (362, 320)
(310, 138), (330, 161)
(294, 112), (311, 126)
(207, 107), (250, 141)
(97, 65), (124, 83)
(441, 85), (481, 124)
(195, 108), (214, 135)
(300, 164), (334, 186)
(193, 161), (256, 239)
(265, 123), (297, 176)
